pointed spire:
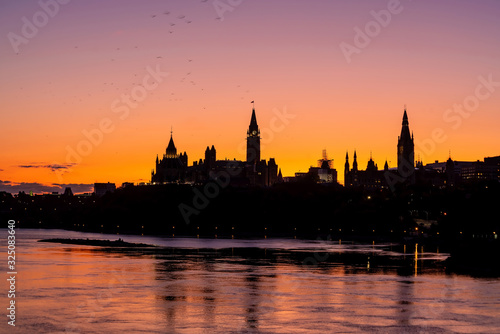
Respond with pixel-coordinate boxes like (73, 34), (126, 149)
(399, 108), (412, 145)
(402, 107), (409, 126)
(352, 150), (358, 171)
(345, 150), (350, 173)
(156, 154), (159, 164)
(249, 107), (258, 132)
(166, 129), (177, 157)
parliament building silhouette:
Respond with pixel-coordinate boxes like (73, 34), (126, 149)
(151, 107), (281, 186)
(150, 107), (499, 189)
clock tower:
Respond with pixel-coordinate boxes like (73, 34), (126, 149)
(246, 107), (260, 164)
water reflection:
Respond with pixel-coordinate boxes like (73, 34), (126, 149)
(147, 245), (451, 332)
(396, 278), (414, 326)
(244, 270), (261, 330)
(4, 229), (500, 333)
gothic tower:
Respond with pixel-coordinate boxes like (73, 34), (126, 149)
(352, 150), (358, 171)
(397, 108), (415, 177)
(204, 145), (216, 172)
(246, 107), (260, 164)
(344, 151), (349, 185)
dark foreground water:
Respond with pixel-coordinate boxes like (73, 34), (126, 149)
(1, 229), (499, 333)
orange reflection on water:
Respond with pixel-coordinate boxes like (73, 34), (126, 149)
(10, 232), (500, 333)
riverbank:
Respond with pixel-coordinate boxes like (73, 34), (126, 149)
(38, 237), (156, 248)
(3, 182), (499, 242)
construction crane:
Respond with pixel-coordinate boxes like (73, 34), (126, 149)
(318, 149), (333, 169)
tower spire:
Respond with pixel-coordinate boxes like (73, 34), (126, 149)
(249, 107), (258, 132)
(246, 105), (260, 164)
(397, 107), (415, 178)
(166, 129), (177, 157)
(352, 150), (358, 171)
(344, 150), (350, 187)
(402, 108), (409, 126)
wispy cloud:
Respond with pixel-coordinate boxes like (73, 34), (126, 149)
(16, 163), (76, 172)
(0, 180), (93, 194)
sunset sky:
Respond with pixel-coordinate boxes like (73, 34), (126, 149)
(1, 0), (499, 193)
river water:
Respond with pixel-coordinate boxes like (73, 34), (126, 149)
(1, 229), (499, 333)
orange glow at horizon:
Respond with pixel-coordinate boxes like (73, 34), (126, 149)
(1, 1), (499, 192)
